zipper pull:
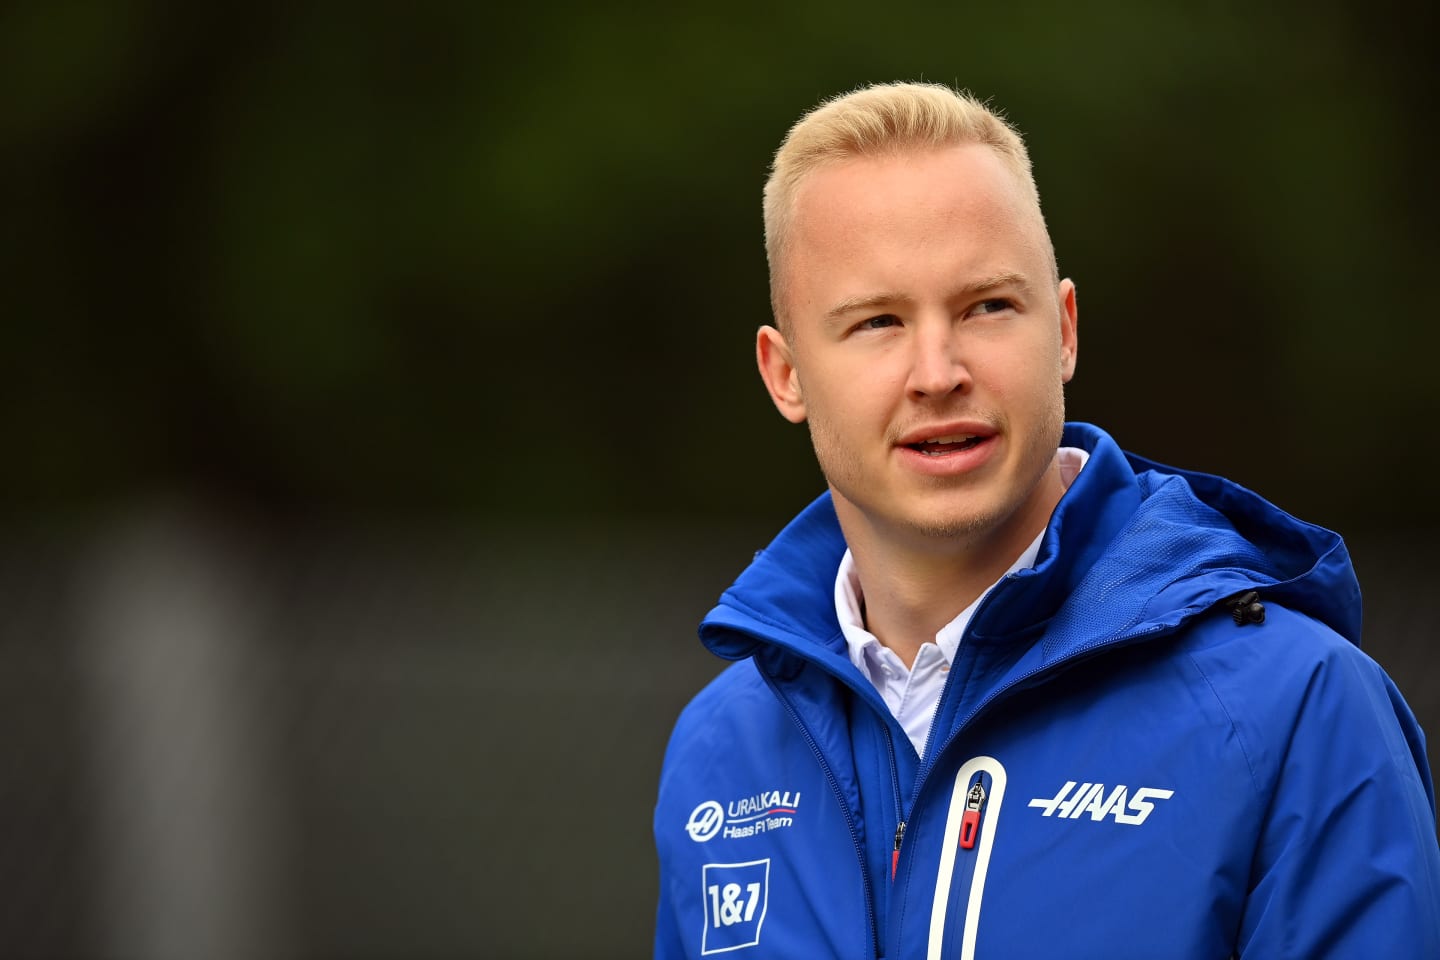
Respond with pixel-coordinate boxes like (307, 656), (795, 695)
(891, 821), (906, 880)
(959, 779), (986, 850)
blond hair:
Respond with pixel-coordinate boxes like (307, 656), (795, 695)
(763, 82), (1046, 324)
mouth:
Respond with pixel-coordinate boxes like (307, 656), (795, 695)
(904, 434), (989, 457)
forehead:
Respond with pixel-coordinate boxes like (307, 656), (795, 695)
(792, 144), (1034, 246)
(781, 144), (1049, 314)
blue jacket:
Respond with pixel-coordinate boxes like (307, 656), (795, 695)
(654, 423), (1440, 958)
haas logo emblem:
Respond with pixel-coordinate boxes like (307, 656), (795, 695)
(686, 801), (725, 842)
(1028, 781), (1174, 825)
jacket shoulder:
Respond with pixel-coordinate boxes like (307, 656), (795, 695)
(1179, 600), (1425, 797)
(1175, 600), (1440, 954)
(659, 660), (777, 781)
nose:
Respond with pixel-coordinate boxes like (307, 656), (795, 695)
(905, 319), (969, 400)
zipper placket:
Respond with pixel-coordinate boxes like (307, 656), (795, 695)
(928, 757), (1007, 960)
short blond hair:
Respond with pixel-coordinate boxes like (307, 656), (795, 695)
(763, 82), (1046, 325)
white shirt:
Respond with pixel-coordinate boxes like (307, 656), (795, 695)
(835, 447), (1089, 756)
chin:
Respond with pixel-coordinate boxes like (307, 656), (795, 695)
(906, 512), (1001, 543)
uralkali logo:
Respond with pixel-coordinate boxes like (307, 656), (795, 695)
(686, 790), (802, 843)
(1028, 780), (1174, 825)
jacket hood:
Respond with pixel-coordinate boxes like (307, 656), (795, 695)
(700, 423), (1361, 672)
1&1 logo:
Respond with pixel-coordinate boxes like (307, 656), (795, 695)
(686, 801), (724, 842)
(700, 859), (770, 955)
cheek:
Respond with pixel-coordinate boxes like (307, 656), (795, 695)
(995, 336), (1064, 393)
(806, 366), (900, 418)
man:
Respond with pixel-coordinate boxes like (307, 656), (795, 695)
(653, 82), (1440, 958)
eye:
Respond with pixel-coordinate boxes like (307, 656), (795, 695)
(971, 298), (1014, 316)
(856, 313), (900, 331)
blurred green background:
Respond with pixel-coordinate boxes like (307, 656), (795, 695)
(2, 1), (1437, 957)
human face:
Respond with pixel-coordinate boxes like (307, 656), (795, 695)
(757, 144), (1078, 559)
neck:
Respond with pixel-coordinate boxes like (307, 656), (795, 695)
(837, 461), (1065, 668)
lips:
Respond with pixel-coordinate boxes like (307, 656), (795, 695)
(897, 424), (996, 457)
(907, 434), (986, 457)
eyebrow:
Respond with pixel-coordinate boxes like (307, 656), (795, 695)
(967, 271), (1032, 295)
(823, 292), (910, 323)
(822, 272), (1033, 324)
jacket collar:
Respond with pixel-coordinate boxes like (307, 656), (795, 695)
(700, 422), (1359, 675)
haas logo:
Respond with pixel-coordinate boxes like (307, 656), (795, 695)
(686, 802), (725, 842)
(1028, 781), (1174, 825)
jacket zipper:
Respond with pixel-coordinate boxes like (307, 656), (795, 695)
(884, 725), (905, 882)
(959, 778), (985, 850)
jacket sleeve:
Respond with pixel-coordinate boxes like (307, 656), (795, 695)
(654, 694), (703, 960)
(1237, 645), (1440, 957)
(653, 865), (687, 960)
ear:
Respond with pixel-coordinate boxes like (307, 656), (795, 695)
(756, 325), (807, 423)
(1057, 279), (1079, 383)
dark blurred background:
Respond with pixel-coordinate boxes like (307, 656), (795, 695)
(2, 1), (1437, 957)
